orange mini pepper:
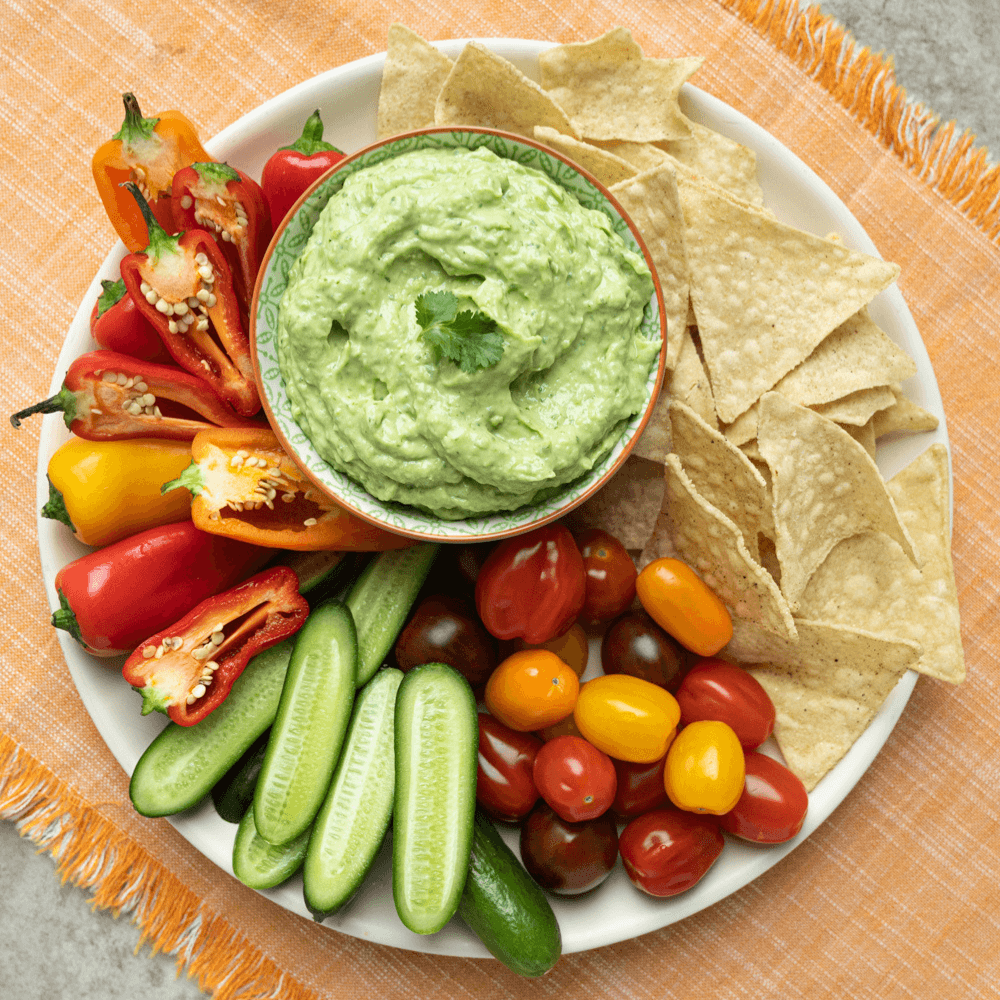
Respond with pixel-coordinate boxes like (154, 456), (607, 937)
(92, 92), (211, 251)
(161, 427), (412, 552)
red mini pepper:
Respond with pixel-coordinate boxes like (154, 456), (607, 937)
(475, 523), (586, 644)
(171, 161), (273, 314)
(119, 182), (260, 416)
(261, 109), (344, 228)
(122, 565), (308, 725)
(11, 350), (257, 441)
(90, 278), (169, 361)
(51, 521), (270, 657)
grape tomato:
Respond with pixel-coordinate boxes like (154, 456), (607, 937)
(601, 610), (687, 691)
(718, 750), (809, 843)
(475, 713), (543, 822)
(675, 658), (775, 748)
(484, 649), (579, 732)
(575, 528), (637, 622)
(532, 735), (616, 822)
(611, 755), (669, 818)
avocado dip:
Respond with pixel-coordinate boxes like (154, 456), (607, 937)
(276, 145), (660, 519)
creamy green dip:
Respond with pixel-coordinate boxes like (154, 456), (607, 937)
(276, 146), (659, 519)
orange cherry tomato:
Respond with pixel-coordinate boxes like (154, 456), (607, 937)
(573, 674), (680, 763)
(635, 558), (732, 657)
(664, 720), (745, 815)
(484, 650), (580, 732)
(513, 622), (590, 677)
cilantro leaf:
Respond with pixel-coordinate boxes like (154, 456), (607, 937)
(415, 290), (504, 374)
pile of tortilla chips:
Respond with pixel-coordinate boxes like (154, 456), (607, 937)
(375, 25), (964, 792)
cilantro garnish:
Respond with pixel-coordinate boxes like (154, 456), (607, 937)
(415, 290), (504, 374)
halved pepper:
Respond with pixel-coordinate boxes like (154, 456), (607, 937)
(43, 436), (193, 548)
(91, 278), (169, 361)
(162, 427), (411, 551)
(122, 565), (309, 725)
(52, 520), (270, 657)
(11, 350), (257, 441)
(171, 161), (272, 314)
(119, 183), (260, 416)
(92, 92), (211, 251)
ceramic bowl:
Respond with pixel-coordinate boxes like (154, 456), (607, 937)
(250, 126), (667, 543)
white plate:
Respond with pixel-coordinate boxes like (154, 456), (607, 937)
(36, 38), (949, 958)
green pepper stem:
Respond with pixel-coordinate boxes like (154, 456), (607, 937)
(97, 278), (127, 318)
(10, 385), (77, 430)
(192, 161), (240, 185)
(41, 477), (75, 531)
(122, 181), (178, 259)
(51, 589), (84, 645)
(112, 92), (160, 146)
(281, 109), (341, 156)
(161, 459), (206, 497)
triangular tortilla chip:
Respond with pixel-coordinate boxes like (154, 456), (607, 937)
(757, 393), (918, 606)
(811, 384), (895, 426)
(377, 25), (454, 138)
(538, 29), (701, 142)
(873, 386), (940, 438)
(435, 42), (577, 139)
(610, 164), (689, 369)
(678, 173), (900, 423)
(839, 419), (877, 459)
(533, 126), (637, 187)
(591, 138), (671, 172)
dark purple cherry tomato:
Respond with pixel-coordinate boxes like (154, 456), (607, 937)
(611, 755), (669, 818)
(575, 528), (637, 622)
(476, 713), (542, 822)
(718, 751), (808, 843)
(675, 658), (776, 749)
(394, 593), (497, 687)
(619, 808), (724, 897)
(533, 735), (617, 822)
(601, 609), (688, 691)
(519, 802), (618, 895)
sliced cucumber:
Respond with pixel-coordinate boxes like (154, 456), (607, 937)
(345, 544), (439, 687)
(232, 804), (310, 890)
(254, 601), (358, 846)
(393, 662), (478, 935)
(273, 549), (349, 595)
(304, 668), (403, 920)
(211, 733), (269, 824)
(129, 640), (294, 818)
(458, 810), (562, 976)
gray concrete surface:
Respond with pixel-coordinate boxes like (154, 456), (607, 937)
(3, 3), (997, 997)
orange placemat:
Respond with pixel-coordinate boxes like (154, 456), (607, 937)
(2, 2), (998, 997)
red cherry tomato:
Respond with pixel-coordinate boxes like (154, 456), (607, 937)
(475, 713), (543, 822)
(618, 808), (724, 897)
(675, 659), (776, 749)
(533, 735), (617, 822)
(611, 755), (669, 818)
(519, 802), (619, 896)
(718, 751), (809, 844)
(575, 528), (637, 621)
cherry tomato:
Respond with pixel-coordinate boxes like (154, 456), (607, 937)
(484, 650), (579, 732)
(664, 720), (745, 815)
(574, 673), (680, 763)
(519, 802), (619, 896)
(575, 528), (637, 621)
(509, 622), (590, 677)
(394, 593), (498, 687)
(675, 658), (775, 749)
(601, 610), (688, 691)
(619, 808), (724, 897)
(718, 751), (809, 843)
(536, 714), (585, 742)
(533, 735), (617, 822)
(635, 558), (732, 657)
(475, 713), (542, 822)
(611, 755), (669, 818)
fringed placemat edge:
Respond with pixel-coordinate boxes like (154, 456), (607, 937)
(0, 733), (318, 1000)
(719, 0), (1000, 242)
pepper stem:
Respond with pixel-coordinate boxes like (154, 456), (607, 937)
(97, 278), (127, 317)
(281, 109), (342, 156)
(51, 589), (84, 645)
(161, 459), (206, 497)
(112, 92), (160, 146)
(122, 181), (178, 260)
(41, 477), (76, 532)
(10, 385), (77, 430)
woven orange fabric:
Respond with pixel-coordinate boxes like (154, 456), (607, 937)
(2, 1), (998, 998)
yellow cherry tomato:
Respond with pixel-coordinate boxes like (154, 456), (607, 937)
(573, 674), (680, 763)
(513, 622), (590, 677)
(635, 558), (733, 657)
(484, 650), (579, 732)
(664, 720), (745, 815)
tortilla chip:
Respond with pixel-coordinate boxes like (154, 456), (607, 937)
(724, 617), (919, 790)
(532, 126), (637, 187)
(757, 393), (918, 607)
(811, 384), (895, 426)
(377, 25), (454, 138)
(669, 400), (773, 560)
(435, 42), (577, 139)
(564, 454), (665, 550)
(678, 173), (900, 423)
(610, 164), (688, 369)
(873, 386), (940, 438)
(591, 138), (670, 172)
(538, 29), (701, 143)
(656, 454), (796, 639)
(840, 419), (877, 459)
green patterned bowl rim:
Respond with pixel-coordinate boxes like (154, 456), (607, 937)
(250, 126), (667, 543)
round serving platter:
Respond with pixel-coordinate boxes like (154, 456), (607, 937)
(36, 37), (949, 958)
